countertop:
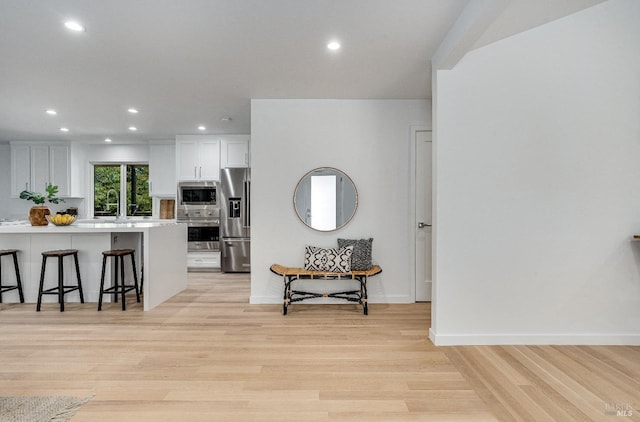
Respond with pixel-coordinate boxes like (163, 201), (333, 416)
(0, 220), (179, 233)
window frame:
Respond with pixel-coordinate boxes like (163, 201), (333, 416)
(90, 161), (151, 219)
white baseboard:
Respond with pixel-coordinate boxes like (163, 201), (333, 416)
(249, 296), (281, 305)
(429, 329), (640, 346)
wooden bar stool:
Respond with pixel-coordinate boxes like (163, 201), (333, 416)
(0, 249), (24, 303)
(36, 249), (84, 312)
(98, 249), (140, 311)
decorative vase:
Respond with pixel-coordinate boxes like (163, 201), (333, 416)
(29, 206), (50, 226)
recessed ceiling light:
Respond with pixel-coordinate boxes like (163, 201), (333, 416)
(104, 138), (112, 143)
(45, 109), (57, 115)
(59, 127), (69, 132)
(327, 41), (341, 51)
(64, 21), (85, 32)
(128, 126), (137, 131)
(197, 125), (206, 131)
(127, 108), (138, 114)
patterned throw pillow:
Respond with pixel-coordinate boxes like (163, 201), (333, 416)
(304, 245), (354, 273)
(337, 238), (373, 270)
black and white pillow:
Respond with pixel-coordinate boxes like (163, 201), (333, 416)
(337, 238), (373, 270)
(304, 245), (354, 273)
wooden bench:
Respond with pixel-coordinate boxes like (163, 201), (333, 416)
(270, 264), (382, 315)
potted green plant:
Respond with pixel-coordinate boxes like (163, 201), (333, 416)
(19, 184), (65, 226)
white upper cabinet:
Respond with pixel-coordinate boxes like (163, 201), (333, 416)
(30, 145), (50, 193)
(149, 142), (176, 196)
(198, 140), (220, 179)
(176, 140), (198, 180)
(11, 144), (30, 196)
(49, 145), (70, 196)
(10, 143), (72, 197)
(175, 136), (220, 181)
(220, 136), (250, 168)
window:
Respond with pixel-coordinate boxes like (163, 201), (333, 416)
(93, 164), (152, 217)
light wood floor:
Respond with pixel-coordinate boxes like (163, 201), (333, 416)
(0, 272), (638, 421)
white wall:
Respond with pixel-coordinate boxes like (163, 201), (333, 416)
(251, 99), (430, 304)
(432, 0), (640, 345)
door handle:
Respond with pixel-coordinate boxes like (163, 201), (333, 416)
(417, 222), (432, 228)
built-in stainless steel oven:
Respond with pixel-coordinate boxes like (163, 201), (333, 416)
(177, 181), (220, 253)
(187, 221), (220, 251)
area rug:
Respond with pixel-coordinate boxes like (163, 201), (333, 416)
(0, 396), (92, 422)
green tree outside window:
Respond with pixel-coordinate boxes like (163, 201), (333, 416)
(94, 164), (151, 217)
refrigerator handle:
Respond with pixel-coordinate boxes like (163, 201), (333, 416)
(243, 179), (250, 228)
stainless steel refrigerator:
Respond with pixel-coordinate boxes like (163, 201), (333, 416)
(220, 167), (251, 272)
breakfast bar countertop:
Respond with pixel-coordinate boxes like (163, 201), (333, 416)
(0, 219), (178, 233)
(0, 220), (186, 311)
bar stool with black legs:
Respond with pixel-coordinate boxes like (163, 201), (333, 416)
(98, 249), (140, 311)
(0, 249), (25, 303)
(37, 249), (84, 312)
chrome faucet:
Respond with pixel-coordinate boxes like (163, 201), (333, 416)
(105, 189), (123, 220)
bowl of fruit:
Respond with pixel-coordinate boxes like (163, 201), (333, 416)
(46, 213), (77, 226)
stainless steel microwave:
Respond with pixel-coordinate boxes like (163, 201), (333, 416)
(177, 181), (217, 206)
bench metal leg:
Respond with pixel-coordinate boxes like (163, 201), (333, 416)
(282, 275), (369, 315)
(282, 276), (293, 315)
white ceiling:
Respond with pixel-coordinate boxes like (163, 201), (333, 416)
(0, 0), (469, 143)
(0, 0), (604, 144)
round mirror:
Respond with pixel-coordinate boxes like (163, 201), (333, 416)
(293, 167), (358, 231)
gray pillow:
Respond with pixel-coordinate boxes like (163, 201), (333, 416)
(337, 238), (373, 270)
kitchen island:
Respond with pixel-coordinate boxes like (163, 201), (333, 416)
(0, 220), (187, 311)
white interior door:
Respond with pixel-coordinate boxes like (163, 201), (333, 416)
(415, 130), (432, 301)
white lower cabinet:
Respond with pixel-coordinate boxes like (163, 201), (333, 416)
(187, 251), (220, 270)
